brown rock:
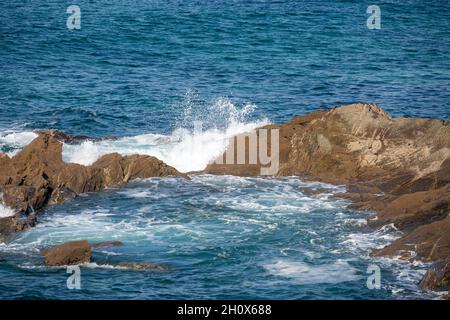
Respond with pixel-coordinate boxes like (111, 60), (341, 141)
(36, 129), (117, 144)
(419, 257), (450, 291)
(205, 103), (450, 189)
(116, 262), (168, 271)
(3, 104), (449, 294)
(344, 185), (450, 232)
(0, 215), (36, 242)
(42, 240), (92, 266)
(203, 102), (450, 294)
(371, 216), (450, 262)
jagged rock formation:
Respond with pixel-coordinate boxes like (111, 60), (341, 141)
(205, 103), (450, 296)
(0, 131), (185, 241)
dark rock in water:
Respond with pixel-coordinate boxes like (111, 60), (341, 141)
(116, 262), (168, 271)
(419, 257), (450, 291)
(91, 241), (124, 248)
(42, 240), (92, 266)
(0, 214), (36, 242)
(0, 130), (186, 240)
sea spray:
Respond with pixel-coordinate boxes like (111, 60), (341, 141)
(62, 97), (269, 172)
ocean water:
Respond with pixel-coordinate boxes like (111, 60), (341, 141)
(0, 0), (449, 299)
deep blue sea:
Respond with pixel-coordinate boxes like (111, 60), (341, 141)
(0, 0), (449, 299)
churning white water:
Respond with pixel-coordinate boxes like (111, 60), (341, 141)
(62, 98), (269, 172)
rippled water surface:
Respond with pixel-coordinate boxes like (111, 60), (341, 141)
(0, 176), (436, 299)
(0, 0), (449, 299)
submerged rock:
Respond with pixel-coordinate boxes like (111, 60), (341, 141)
(116, 262), (168, 271)
(42, 240), (92, 266)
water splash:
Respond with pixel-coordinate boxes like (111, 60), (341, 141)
(62, 97), (269, 172)
(0, 131), (38, 156)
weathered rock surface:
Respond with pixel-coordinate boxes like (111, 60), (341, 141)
(419, 256), (450, 291)
(204, 102), (450, 294)
(42, 240), (92, 266)
(116, 262), (168, 271)
(4, 103), (450, 294)
(0, 131), (185, 240)
(0, 214), (37, 242)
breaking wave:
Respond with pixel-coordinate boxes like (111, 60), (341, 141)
(62, 97), (269, 172)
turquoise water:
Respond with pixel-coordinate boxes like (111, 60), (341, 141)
(0, 0), (449, 299)
(0, 176), (437, 299)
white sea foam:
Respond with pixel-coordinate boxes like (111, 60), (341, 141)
(0, 131), (38, 156)
(0, 193), (16, 218)
(62, 98), (269, 172)
(264, 259), (361, 284)
(0, 204), (16, 218)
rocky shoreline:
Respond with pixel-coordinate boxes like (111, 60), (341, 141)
(205, 103), (450, 296)
(0, 130), (186, 240)
(1, 103), (449, 297)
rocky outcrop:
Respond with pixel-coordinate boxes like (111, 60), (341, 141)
(42, 240), (167, 270)
(0, 131), (185, 241)
(206, 103), (450, 189)
(42, 240), (92, 266)
(3, 103), (449, 295)
(0, 214), (37, 241)
(372, 216), (450, 262)
(204, 102), (450, 296)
